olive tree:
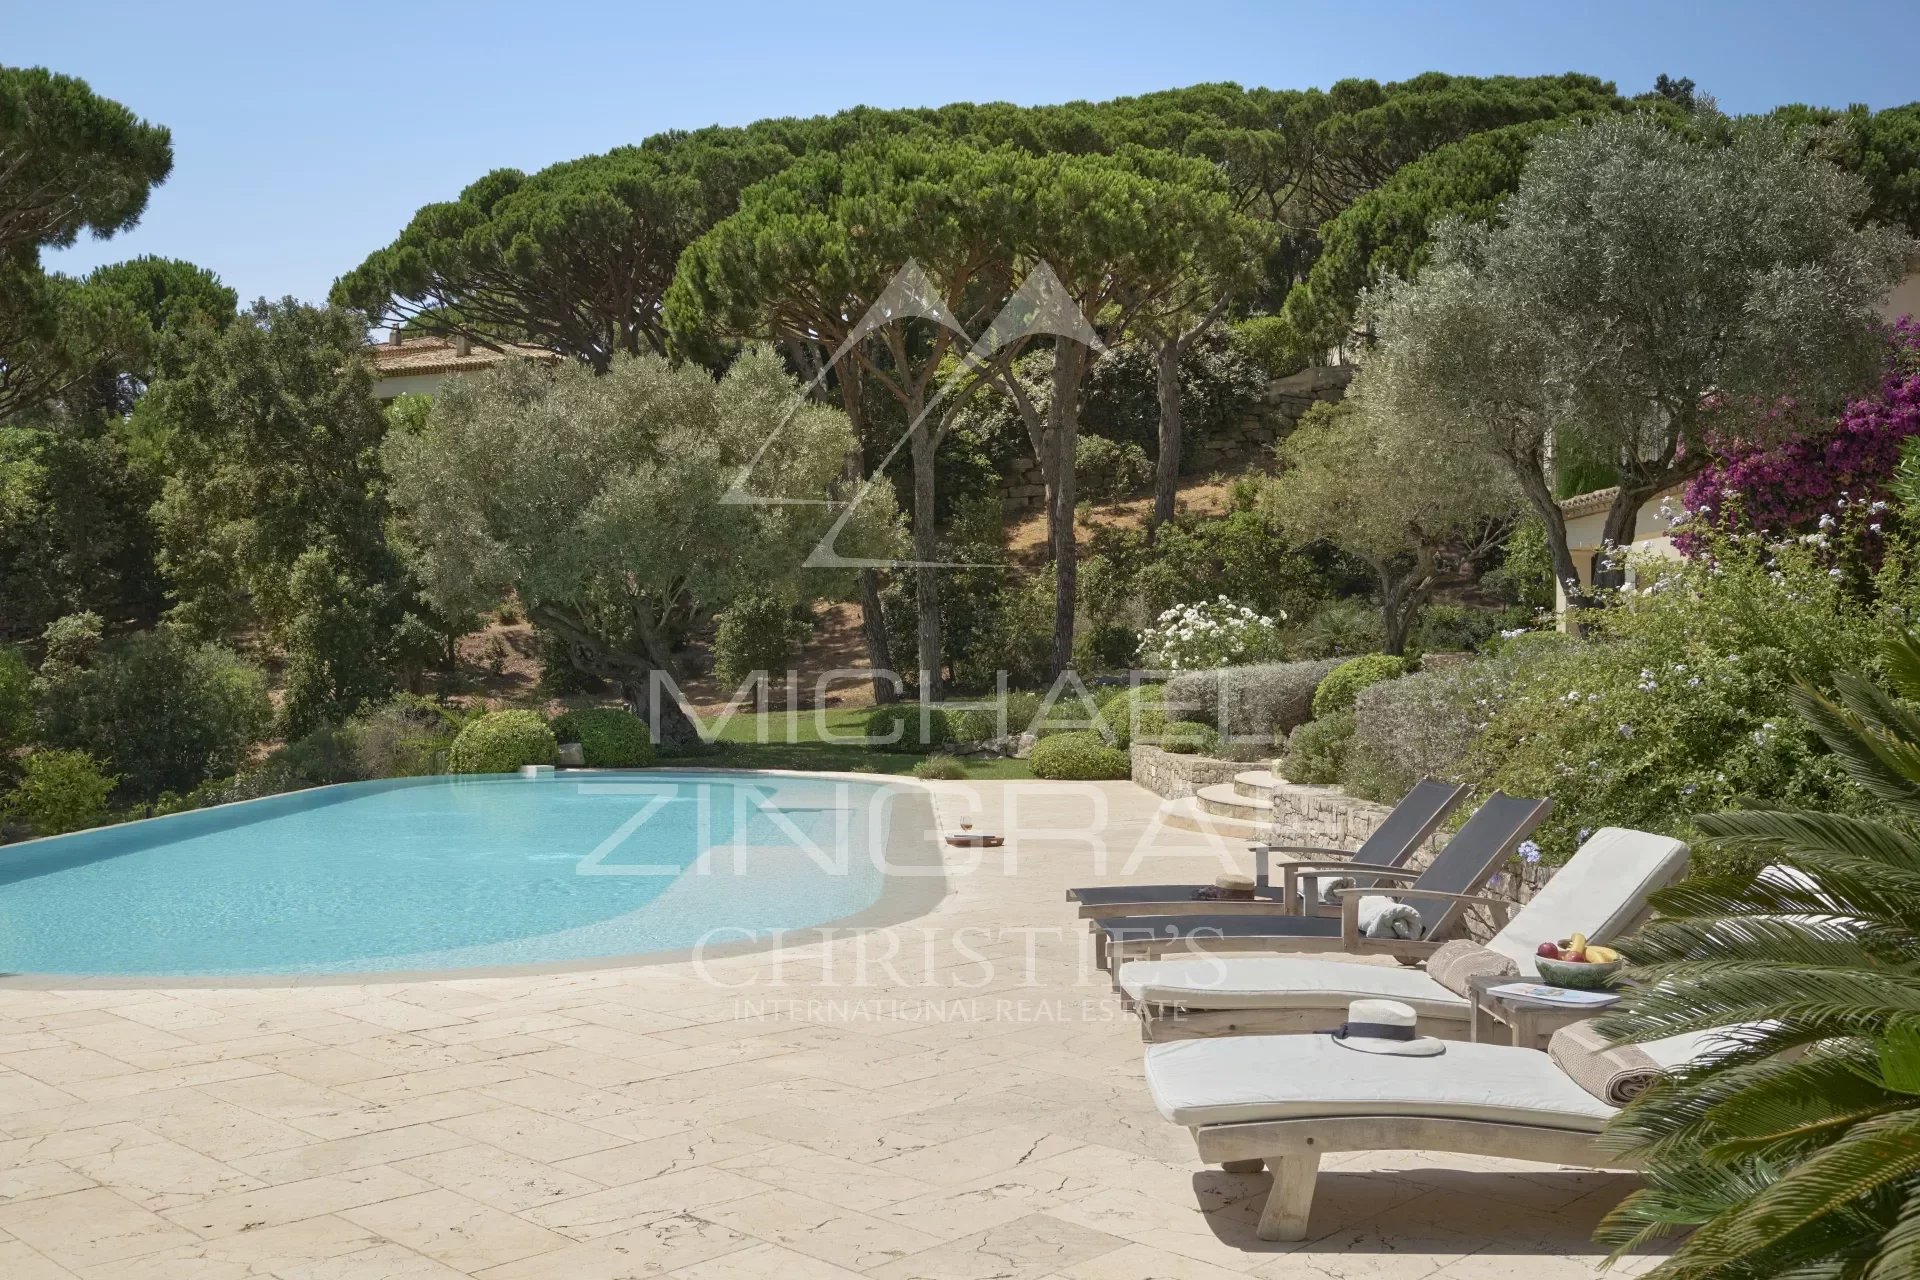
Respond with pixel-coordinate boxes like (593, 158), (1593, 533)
(1363, 113), (1914, 609)
(383, 348), (900, 745)
(1266, 399), (1518, 654)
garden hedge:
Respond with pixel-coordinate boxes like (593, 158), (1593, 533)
(448, 710), (559, 774)
(551, 707), (656, 767)
(1162, 658), (1342, 761)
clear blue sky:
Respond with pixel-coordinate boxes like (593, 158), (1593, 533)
(14, 0), (1916, 306)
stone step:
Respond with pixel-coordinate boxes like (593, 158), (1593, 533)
(1231, 769), (1280, 803)
(1197, 781), (1269, 825)
(1158, 795), (1267, 840)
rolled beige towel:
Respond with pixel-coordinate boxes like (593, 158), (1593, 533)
(1549, 1020), (1664, 1105)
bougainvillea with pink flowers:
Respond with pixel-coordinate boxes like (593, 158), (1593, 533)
(1677, 317), (1920, 555)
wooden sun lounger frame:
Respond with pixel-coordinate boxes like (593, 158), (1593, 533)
(1099, 879), (1519, 974)
(1192, 1115), (1638, 1241)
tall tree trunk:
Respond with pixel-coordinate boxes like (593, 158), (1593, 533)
(829, 353), (897, 704)
(1507, 452), (1585, 623)
(859, 570), (897, 704)
(1594, 481), (1661, 591)
(1150, 334), (1182, 535)
(907, 395), (943, 700)
(1046, 343), (1087, 679)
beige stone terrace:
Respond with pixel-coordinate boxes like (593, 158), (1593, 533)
(0, 780), (1665, 1279)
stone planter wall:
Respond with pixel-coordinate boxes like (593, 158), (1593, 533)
(1130, 745), (1246, 799)
(1269, 777), (1545, 942)
(996, 365), (1355, 515)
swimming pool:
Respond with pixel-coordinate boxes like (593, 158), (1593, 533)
(0, 771), (939, 979)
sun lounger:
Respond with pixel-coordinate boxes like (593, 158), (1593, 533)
(1144, 1028), (1707, 1240)
(1066, 777), (1467, 918)
(1088, 792), (1550, 972)
(1121, 826), (1689, 1041)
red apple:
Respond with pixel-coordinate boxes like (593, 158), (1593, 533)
(1536, 941), (1560, 959)
(1563, 950), (1586, 963)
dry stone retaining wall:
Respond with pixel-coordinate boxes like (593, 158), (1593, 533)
(1130, 745), (1245, 799)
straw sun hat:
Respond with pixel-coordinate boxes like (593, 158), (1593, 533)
(1330, 999), (1446, 1057)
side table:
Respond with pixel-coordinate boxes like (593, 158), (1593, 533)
(1467, 972), (1617, 1051)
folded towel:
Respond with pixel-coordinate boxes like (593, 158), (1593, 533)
(1357, 896), (1423, 939)
(1427, 940), (1519, 996)
(1549, 1021), (1663, 1105)
(1294, 874), (1357, 907)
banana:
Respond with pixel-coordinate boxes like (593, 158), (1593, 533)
(1586, 945), (1619, 964)
(1568, 932), (1589, 954)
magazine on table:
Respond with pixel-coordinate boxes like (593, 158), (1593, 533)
(1488, 982), (1622, 1009)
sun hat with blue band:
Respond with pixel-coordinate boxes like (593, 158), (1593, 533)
(1330, 998), (1446, 1057)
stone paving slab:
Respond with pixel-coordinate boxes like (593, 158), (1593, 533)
(0, 780), (1662, 1277)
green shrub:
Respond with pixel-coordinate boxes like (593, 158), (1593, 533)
(1157, 720), (1221, 756)
(1341, 641), (1567, 804)
(448, 710), (558, 774)
(712, 594), (810, 690)
(1096, 684), (1164, 749)
(1312, 654), (1408, 718)
(0, 645), (32, 753)
(1287, 599), (1384, 659)
(38, 611), (103, 681)
(952, 569), (1054, 691)
(1162, 658), (1342, 761)
(1229, 314), (1311, 379)
(348, 695), (461, 778)
(861, 703), (952, 751)
(2, 749), (116, 836)
(1075, 435), (1153, 503)
(37, 628), (272, 802)
(1073, 623), (1139, 673)
(1281, 711), (1355, 784)
(912, 754), (966, 780)
(949, 690), (1041, 745)
(551, 707), (656, 767)
(1465, 522), (1897, 859)
(1411, 604), (1512, 654)
(1029, 731), (1132, 780)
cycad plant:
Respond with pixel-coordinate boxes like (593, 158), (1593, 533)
(1593, 629), (1920, 1279)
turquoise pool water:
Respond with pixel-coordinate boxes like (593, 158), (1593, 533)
(0, 771), (915, 978)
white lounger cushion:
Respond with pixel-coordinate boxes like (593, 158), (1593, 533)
(1146, 1034), (1618, 1131)
(1482, 827), (1689, 972)
(1120, 957), (1470, 1019)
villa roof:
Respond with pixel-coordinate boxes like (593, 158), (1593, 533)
(1556, 483), (1687, 520)
(366, 335), (563, 378)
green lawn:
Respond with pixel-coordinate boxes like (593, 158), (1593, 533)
(679, 706), (1033, 779)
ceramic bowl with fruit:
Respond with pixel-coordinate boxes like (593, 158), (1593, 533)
(1533, 935), (1623, 990)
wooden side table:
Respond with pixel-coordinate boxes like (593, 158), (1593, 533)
(1467, 972), (1617, 1051)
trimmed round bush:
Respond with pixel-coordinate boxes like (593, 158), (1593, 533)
(1281, 710), (1356, 784)
(1095, 684), (1165, 749)
(551, 707), (656, 767)
(712, 594), (810, 689)
(448, 710), (558, 774)
(862, 704), (952, 751)
(949, 692), (1045, 746)
(1312, 654), (1409, 718)
(1029, 731), (1132, 780)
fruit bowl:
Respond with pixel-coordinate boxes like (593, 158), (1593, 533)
(1534, 956), (1623, 990)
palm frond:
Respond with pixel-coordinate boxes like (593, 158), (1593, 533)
(1864, 1185), (1920, 1280)
(1659, 1111), (1920, 1272)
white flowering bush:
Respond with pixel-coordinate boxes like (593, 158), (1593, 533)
(1139, 597), (1282, 672)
